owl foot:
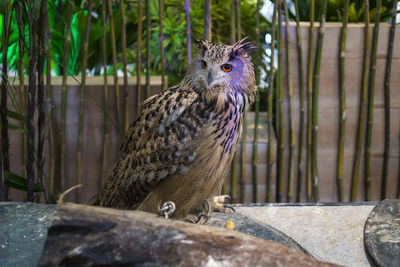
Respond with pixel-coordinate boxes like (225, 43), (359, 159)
(211, 195), (235, 213)
(184, 200), (212, 224)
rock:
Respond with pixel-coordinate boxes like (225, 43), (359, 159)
(0, 202), (56, 266)
(206, 211), (311, 257)
(364, 199), (400, 267)
(38, 203), (339, 266)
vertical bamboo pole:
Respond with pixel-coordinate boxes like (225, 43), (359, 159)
(306, 0), (315, 202)
(120, 0), (129, 131)
(204, 0), (211, 41)
(27, 1), (38, 202)
(0, 151), (3, 201)
(365, 0), (381, 201)
(350, 0), (370, 202)
(276, 0), (285, 203)
(266, 2), (277, 203)
(45, 4), (54, 195)
(1, 1), (11, 200)
(17, 2), (27, 180)
(145, 0), (151, 99)
(230, 0), (238, 202)
(76, 0), (93, 202)
(101, 0), (110, 185)
(1, 0), (11, 201)
(160, 0), (167, 88)
(184, 0), (191, 65)
(106, 0), (120, 135)
(311, 0), (327, 203)
(235, 0), (240, 42)
(237, 0), (247, 203)
(283, 0), (295, 202)
(382, 0), (397, 199)
(230, 0), (236, 44)
(294, 0), (304, 203)
(251, 0), (261, 203)
(137, 0), (143, 112)
(337, 0), (349, 202)
(60, 0), (73, 193)
(37, 0), (47, 202)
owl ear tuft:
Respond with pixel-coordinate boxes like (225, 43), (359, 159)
(194, 40), (209, 51)
(230, 37), (257, 59)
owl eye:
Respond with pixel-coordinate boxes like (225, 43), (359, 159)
(201, 60), (207, 69)
(221, 64), (233, 72)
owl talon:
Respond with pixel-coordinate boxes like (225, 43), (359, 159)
(211, 195), (236, 213)
(223, 204), (236, 213)
(184, 213), (210, 224)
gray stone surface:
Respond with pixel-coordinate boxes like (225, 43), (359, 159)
(0, 202), (376, 267)
(206, 211), (312, 256)
(364, 199), (400, 267)
(237, 203), (376, 267)
(0, 203), (56, 267)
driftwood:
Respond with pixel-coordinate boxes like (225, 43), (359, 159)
(38, 203), (338, 266)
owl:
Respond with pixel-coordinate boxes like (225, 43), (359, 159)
(95, 37), (256, 222)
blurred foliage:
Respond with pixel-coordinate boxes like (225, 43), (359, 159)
(293, 0), (396, 22)
(0, 0), (397, 86)
(0, 0), (270, 87)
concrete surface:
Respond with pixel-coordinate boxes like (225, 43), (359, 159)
(236, 203), (376, 267)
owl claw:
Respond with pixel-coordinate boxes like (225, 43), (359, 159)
(212, 195), (236, 213)
(184, 213), (210, 224)
(184, 199), (212, 224)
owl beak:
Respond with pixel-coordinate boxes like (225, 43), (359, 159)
(207, 71), (213, 86)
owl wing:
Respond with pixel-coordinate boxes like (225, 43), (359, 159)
(98, 85), (213, 208)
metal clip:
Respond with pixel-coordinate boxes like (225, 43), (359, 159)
(159, 201), (176, 219)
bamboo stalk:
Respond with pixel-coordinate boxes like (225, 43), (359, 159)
(365, 0), (381, 201)
(120, 0), (129, 131)
(382, 0), (397, 199)
(184, 0), (191, 64)
(60, 0), (73, 193)
(350, 0), (370, 202)
(294, 0), (304, 203)
(27, 0), (38, 202)
(283, 0), (295, 202)
(137, 0), (143, 112)
(251, 0), (261, 203)
(0, 151), (3, 201)
(107, 0), (120, 135)
(145, 0), (151, 98)
(276, 0), (285, 203)
(306, 0), (315, 202)
(398, 131), (400, 198)
(17, 1), (27, 180)
(230, 0), (236, 44)
(44, 3), (54, 195)
(235, 0), (240, 42)
(76, 0), (93, 203)
(311, 0), (327, 203)
(0, 0), (11, 201)
(237, 0), (247, 204)
(160, 0), (167, 88)
(37, 0), (47, 203)
(266, 2), (277, 203)
(101, 0), (110, 185)
(230, 0), (237, 202)
(204, 0), (211, 41)
(336, 0), (349, 202)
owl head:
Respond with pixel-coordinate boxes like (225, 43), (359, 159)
(185, 37), (257, 96)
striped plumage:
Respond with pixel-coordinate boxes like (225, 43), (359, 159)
(96, 38), (256, 219)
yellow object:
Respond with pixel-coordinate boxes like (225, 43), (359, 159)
(224, 220), (235, 230)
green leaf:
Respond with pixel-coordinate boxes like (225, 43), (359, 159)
(4, 170), (44, 192)
(7, 109), (26, 122)
(8, 123), (25, 132)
